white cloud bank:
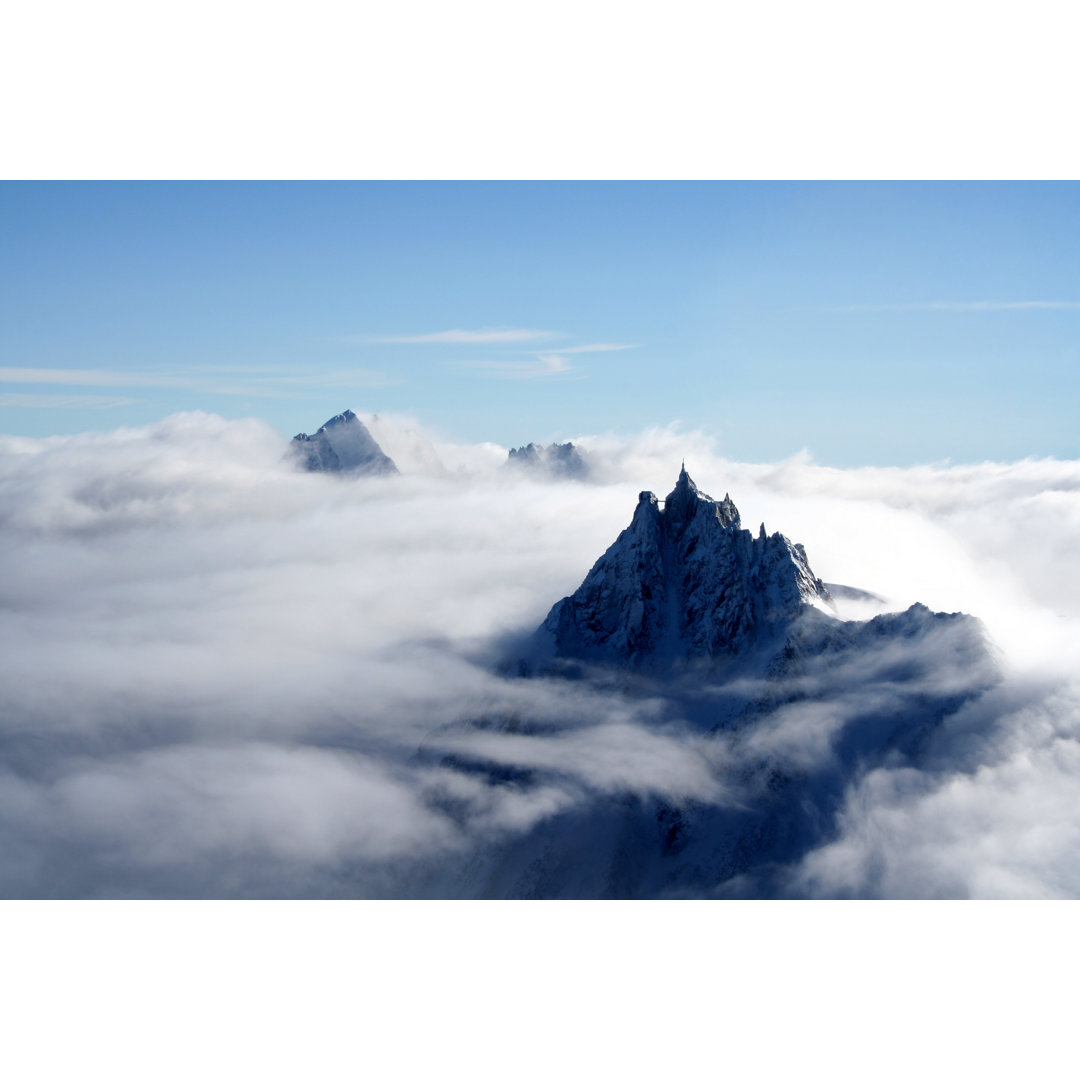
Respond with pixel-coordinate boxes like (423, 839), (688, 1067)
(1, 412), (1079, 896)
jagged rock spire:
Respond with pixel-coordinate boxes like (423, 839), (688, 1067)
(537, 467), (832, 668)
(664, 464), (702, 527)
(663, 467), (740, 531)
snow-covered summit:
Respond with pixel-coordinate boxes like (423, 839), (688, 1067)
(291, 410), (398, 476)
(537, 466), (832, 667)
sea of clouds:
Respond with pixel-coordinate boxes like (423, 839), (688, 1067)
(2, 411), (1079, 897)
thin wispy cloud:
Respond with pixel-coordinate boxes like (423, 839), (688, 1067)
(457, 341), (632, 380)
(0, 393), (139, 409)
(536, 354), (572, 375)
(359, 328), (560, 345)
(0, 367), (198, 388)
(824, 301), (1080, 313)
(0, 367), (396, 397)
(544, 343), (635, 355)
(461, 354), (580, 380)
(255, 371), (400, 390)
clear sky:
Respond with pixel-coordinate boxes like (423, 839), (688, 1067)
(2, 181), (1077, 465)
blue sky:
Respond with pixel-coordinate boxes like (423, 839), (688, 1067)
(2, 181), (1077, 465)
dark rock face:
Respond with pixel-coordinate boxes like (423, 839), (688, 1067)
(538, 466), (832, 668)
(291, 410), (398, 476)
(507, 441), (589, 479)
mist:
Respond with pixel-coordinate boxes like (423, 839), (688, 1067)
(2, 411), (1079, 896)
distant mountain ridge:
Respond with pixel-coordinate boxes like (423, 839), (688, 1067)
(291, 410), (398, 476)
(507, 441), (589, 479)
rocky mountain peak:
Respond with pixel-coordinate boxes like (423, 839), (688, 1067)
(537, 468), (832, 668)
(661, 464), (741, 533)
(291, 410), (398, 476)
(323, 409), (358, 427)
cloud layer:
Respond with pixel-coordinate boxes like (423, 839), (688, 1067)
(2, 412), (1079, 896)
